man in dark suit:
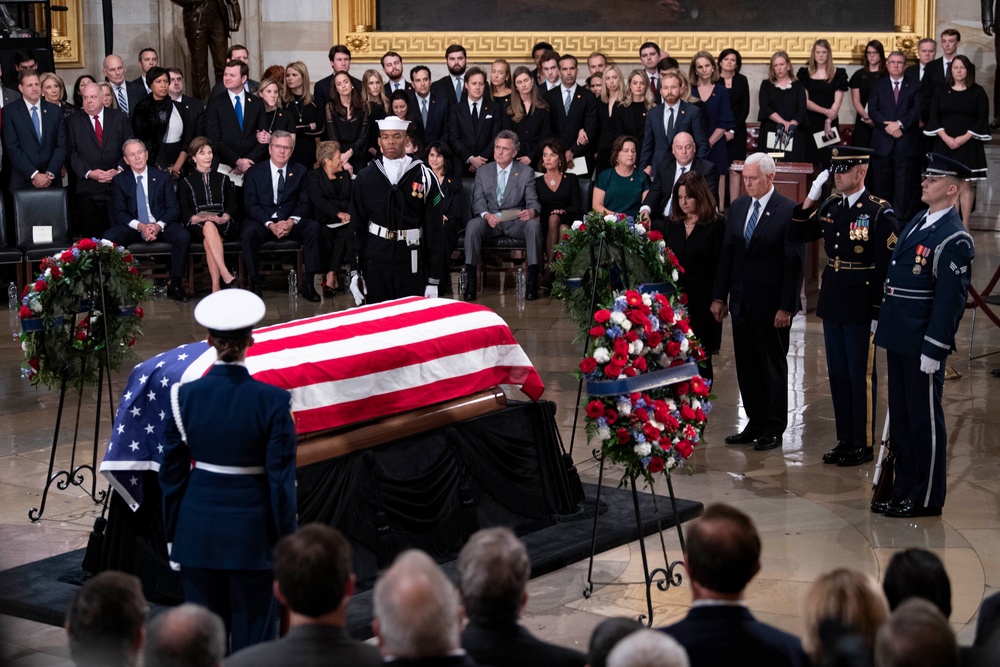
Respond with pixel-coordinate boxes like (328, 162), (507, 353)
(103, 54), (144, 117)
(447, 66), (501, 176)
(0, 62), (19, 108)
(661, 504), (808, 667)
(130, 47), (158, 97)
(711, 153), (803, 451)
(543, 54), (598, 170)
(642, 71), (709, 174)
(1, 68), (67, 190)
(868, 51), (923, 221)
(209, 44), (260, 98)
(463, 130), (541, 301)
(872, 155), (974, 518)
(373, 550), (478, 667)
(381, 50), (412, 96)
(105, 139), (191, 301)
(923, 29), (960, 98)
(537, 50), (562, 93)
(458, 528), (586, 667)
(206, 59), (267, 179)
(0, 63), (18, 190)
(241, 130), (322, 301)
(312, 45), (361, 113)
(638, 131), (718, 232)
(224, 524), (382, 667)
(144, 604), (225, 667)
(66, 572), (147, 667)
(905, 37), (937, 85)
(67, 82), (133, 237)
(431, 43), (470, 107)
(167, 67), (206, 136)
(409, 65), (447, 145)
(529, 41), (554, 85)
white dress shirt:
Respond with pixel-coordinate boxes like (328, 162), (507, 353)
(267, 160), (299, 224)
(128, 168), (165, 230)
(478, 162), (512, 217)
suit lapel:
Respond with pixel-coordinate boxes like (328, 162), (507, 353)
(748, 195), (780, 247)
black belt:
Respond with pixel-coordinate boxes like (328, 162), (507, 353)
(828, 259), (874, 272)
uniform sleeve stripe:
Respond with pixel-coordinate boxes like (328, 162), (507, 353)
(923, 335), (950, 350)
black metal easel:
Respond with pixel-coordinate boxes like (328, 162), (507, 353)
(29, 257), (117, 522)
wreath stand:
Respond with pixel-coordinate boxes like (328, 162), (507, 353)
(564, 234), (696, 627)
(28, 257), (117, 523)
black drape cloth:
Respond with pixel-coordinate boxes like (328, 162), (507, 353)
(101, 400), (583, 596)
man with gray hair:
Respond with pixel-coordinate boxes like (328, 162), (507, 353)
(458, 527), (586, 667)
(373, 549), (478, 666)
(143, 604), (226, 667)
(711, 152), (802, 452)
(607, 629), (689, 667)
(463, 129), (542, 301)
(874, 598), (957, 667)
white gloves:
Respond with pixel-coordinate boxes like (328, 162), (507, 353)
(349, 273), (366, 306)
(870, 319), (878, 335)
(807, 169), (830, 202)
(423, 284), (438, 299)
(919, 354), (941, 374)
(167, 542), (181, 571)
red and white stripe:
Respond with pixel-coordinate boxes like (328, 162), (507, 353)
(181, 297), (544, 435)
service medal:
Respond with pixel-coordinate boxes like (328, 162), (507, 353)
(855, 245), (864, 254)
(913, 264), (922, 275)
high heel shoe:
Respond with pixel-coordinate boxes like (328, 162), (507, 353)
(222, 275), (239, 289)
(322, 281), (341, 297)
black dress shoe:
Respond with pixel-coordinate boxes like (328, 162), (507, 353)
(837, 447), (874, 467)
(885, 498), (942, 518)
(167, 284), (189, 302)
(871, 495), (902, 514)
(753, 435), (782, 451)
(301, 284), (321, 303)
(724, 430), (759, 445)
(822, 440), (853, 464)
(991, 368), (1000, 377)
(526, 264), (539, 300)
(222, 276), (239, 290)
(250, 281), (263, 297)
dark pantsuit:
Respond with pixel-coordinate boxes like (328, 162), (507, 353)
(76, 195), (111, 240)
(320, 225), (355, 274)
(241, 218), (322, 278)
(887, 350), (948, 509)
(732, 313), (790, 436)
(872, 153), (920, 221)
(366, 260), (425, 303)
(103, 225), (191, 278)
(824, 321), (877, 447)
(181, 567), (276, 653)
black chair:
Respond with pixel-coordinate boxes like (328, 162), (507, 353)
(0, 200), (26, 292)
(240, 240), (304, 291)
(187, 239), (243, 292)
(13, 189), (71, 279)
(127, 240), (182, 292)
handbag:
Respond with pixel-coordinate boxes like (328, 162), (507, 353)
(222, 0), (242, 32)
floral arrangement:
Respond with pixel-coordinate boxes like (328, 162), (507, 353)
(550, 211), (685, 336)
(20, 238), (151, 389)
(578, 289), (712, 485)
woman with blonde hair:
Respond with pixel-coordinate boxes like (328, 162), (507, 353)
(596, 64), (627, 171)
(798, 39), (848, 166)
(283, 60), (324, 169)
(100, 81), (118, 110)
(255, 77), (294, 145)
(305, 140), (352, 295)
(758, 50), (807, 161)
(614, 70), (654, 147)
(489, 59), (512, 105)
(689, 51), (734, 197)
(803, 568), (890, 665)
(360, 68), (389, 160)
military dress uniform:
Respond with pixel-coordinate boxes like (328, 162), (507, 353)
(791, 150), (900, 466)
(872, 154), (975, 517)
(160, 290), (297, 652)
(349, 154), (445, 304)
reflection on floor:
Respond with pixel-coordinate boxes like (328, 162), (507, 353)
(3, 215), (1000, 666)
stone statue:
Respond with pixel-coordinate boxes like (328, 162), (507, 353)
(983, 0), (1000, 127)
(171, 0), (232, 100)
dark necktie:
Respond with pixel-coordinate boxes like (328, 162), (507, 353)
(136, 176), (150, 223)
(93, 115), (103, 146)
(665, 107), (675, 142)
(744, 200), (760, 246)
(893, 81), (900, 104)
(472, 102), (479, 129)
(421, 99), (428, 126)
(277, 168), (285, 203)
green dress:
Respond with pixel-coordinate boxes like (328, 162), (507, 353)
(595, 167), (651, 219)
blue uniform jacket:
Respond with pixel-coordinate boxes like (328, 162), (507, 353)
(161, 363), (297, 570)
(873, 206), (974, 359)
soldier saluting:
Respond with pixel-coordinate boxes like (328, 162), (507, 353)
(348, 115), (445, 305)
(792, 147), (900, 467)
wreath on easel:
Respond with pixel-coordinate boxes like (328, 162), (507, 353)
(18, 238), (152, 389)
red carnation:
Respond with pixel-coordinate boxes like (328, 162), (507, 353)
(679, 293), (688, 305)
(613, 337), (629, 354)
(676, 440), (694, 458)
(647, 331), (662, 347)
(554, 252), (563, 260)
(586, 400), (606, 419)
(60, 250), (74, 263)
(19, 305), (32, 318)
(622, 366), (637, 376)
(663, 414), (680, 431)
(604, 408), (618, 424)
(616, 428), (631, 444)
(677, 319), (691, 333)
(660, 305), (675, 322)
(76, 330), (87, 341)
(625, 330), (639, 343)
(611, 351), (628, 365)
(590, 325), (606, 337)
(633, 356), (647, 372)
(33, 279), (47, 292)
(643, 423), (661, 441)
(579, 357), (597, 373)
(625, 290), (643, 306)
(134, 306), (144, 319)
(603, 362), (622, 378)
(76, 238), (96, 251)
(123, 254), (134, 263)
(666, 341), (681, 357)
(647, 456), (665, 473)
(594, 309), (611, 323)
(39, 258), (47, 269)
(28, 357), (39, 370)
(695, 408), (706, 421)
(648, 230), (663, 242)
(675, 382), (690, 396)
(680, 405), (696, 421)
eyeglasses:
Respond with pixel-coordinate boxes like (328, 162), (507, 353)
(272, 144), (293, 151)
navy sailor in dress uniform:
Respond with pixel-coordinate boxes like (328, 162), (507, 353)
(872, 153), (976, 518)
(160, 289), (297, 652)
(791, 147), (900, 467)
(348, 115), (445, 305)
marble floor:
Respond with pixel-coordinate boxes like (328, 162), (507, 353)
(3, 219), (1000, 665)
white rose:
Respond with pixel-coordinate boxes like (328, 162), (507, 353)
(666, 400), (677, 411)
(610, 311), (626, 325)
(634, 442), (652, 457)
(44, 268), (51, 278)
(100, 239), (114, 247)
(31, 301), (42, 313)
(680, 339), (689, 353)
(665, 456), (678, 470)
(617, 398), (632, 416)
(671, 269), (679, 282)
(691, 399), (701, 410)
(604, 214), (616, 222)
(593, 347), (611, 363)
(597, 426), (612, 440)
(642, 294), (652, 307)
(629, 340), (643, 356)
(635, 223), (646, 235)
(571, 220), (584, 230)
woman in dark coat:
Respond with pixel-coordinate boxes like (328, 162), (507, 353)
(664, 171), (726, 385)
(425, 141), (464, 291)
(849, 40), (887, 149)
(758, 51), (807, 162)
(305, 140), (353, 295)
(614, 70), (654, 148)
(325, 71), (370, 174)
(719, 48), (750, 165)
(535, 138), (583, 267)
(798, 39), (849, 166)
(131, 67), (192, 178)
(505, 66), (552, 167)
(283, 61), (325, 170)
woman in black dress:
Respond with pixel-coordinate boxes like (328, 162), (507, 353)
(325, 71), (370, 175)
(595, 65), (627, 173)
(425, 141), (464, 290)
(490, 59), (513, 106)
(506, 66), (552, 167)
(798, 39), (849, 167)
(178, 137), (239, 292)
(664, 171), (725, 385)
(535, 138), (583, 266)
(361, 69), (389, 161)
(758, 51), (807, 162)
(849, 40), (887, 149)
(719, 49), (750, 165)
(283, 61), (324, 169)
(614, 70), (654, 148)
(925, 55), (990, 227)
(256, 78), (294, 147)
(131, 67), (192, 179)
(305, 140), (353, 295)
(71, 74), (97, 109)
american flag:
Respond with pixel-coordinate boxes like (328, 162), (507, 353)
(100, 297), (545, 510)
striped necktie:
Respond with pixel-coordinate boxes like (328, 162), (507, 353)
(117, 85), (128, 114)
(744, 200), (761, 246)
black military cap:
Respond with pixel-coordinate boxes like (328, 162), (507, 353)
(830, 146), (874, 173)
(923, 152), (975, 181)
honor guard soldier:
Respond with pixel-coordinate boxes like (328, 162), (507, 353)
(873, 153), (975, 518)
(161, 289), (298, 652)
(348, 115), (445, 305)
(792, 147), (900, 467)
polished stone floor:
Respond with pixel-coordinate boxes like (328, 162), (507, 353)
(3, 215), (1000, 665)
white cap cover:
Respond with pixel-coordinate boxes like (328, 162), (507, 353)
(376, 115), (411, 131)
(194, 289), (266, 338)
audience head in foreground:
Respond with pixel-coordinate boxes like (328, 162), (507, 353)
(587, 617), (645, 667)
(882, 548), (952, 618)
(874, 598), (957, 667)
(802, 568), (890, 666)
(607, 629), (689, 667)
(144, 603), (225, 667)
(65, 571), (147, 667)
